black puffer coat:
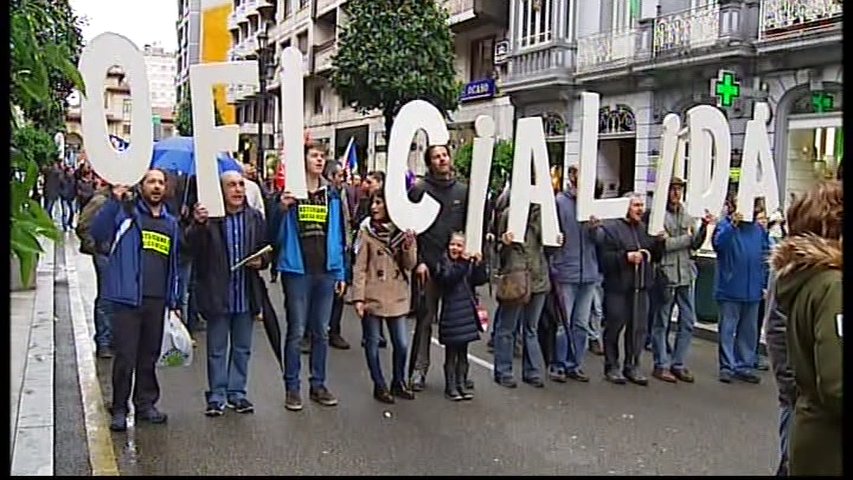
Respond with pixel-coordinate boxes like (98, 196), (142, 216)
(435, 256), (488, 346)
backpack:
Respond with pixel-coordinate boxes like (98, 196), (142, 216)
(75, 192), (109, 255)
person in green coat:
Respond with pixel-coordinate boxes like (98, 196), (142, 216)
(770, 180), (842, 476)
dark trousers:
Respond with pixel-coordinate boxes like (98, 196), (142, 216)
(111, 297), (166, 414)
(443, 342), (469, 390)
(603, 290), (649, 374)
(330, 294), (344, 336)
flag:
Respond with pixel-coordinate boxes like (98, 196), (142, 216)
(343, 137), (358, 177)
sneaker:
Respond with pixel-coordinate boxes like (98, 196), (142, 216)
(523, 377), (545, 388)
(624, 370), (649, 386)
(549, 370), (567, 383)
(457, 386), (474, 400)
(373, 386), (395, 404)
(329, 333), (351, 350)
(566, 370), (590, 383)
(495, 377), (518, 389)
(671, 368), (695, 383)
(205, 402), (225, 417)
(444, 388), (464, 401)
(735, 371), (761, 384)
(285, 391), (303, 411)
(588, 339), (604, 356)
(410, 372), (426, 392)
(136, 407), (168, 424)
(719, 371), (734, 383)
(227, 398), (255, 414)
(605, 370), (627, 385)
(390, 384), (415, 400)
(653, 368), (678, 383)
(109, 412), (127, 432)
(96, 346), (114, 359)
(309, 386), (339, 407)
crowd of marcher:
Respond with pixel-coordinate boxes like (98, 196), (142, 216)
(52, 140), (841, 476)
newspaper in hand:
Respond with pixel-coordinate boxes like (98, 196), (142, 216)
(230, 244), (274, 272)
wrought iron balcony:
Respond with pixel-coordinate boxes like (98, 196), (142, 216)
(502, 42), (574, 92)
(576, 28), (641, 74)
(759, 0), (842, 40)
(313, 39), (337, 74)
(653, 2), (722, 54)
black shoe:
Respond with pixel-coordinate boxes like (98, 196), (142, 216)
(605, 371), (627, 385)
(136, 407), (168, 424)
(735, 371), (761, 384)
(623, 370), (649, 386)
(96, 346), (114, 359)
(390, 384), (415, 400)
(270, 273), (278, 283)
(719, 371), (734, 383)
(329, 333), (351, 350)
(444, 388), (464, 401)
(284, 391), (303, 411)
(410, 372), (426, 392)
(205, 402), (225, 417)
(495, 377), (518, 389)
(300, 337), (311, 354)
(464, 378), (474, 390)
(373, 386), (395, 404)
(109, 412), (127, 432)
(457, 386), (474, 400)
(523, 377), (545, 388)
(549, 370), (567, 383)
(756, 357), (771, 371)
(227, 398), (255, 414)
(309, 386), (339, 406)
(567, 370), (590, 383)
(588, 339), (604, 356)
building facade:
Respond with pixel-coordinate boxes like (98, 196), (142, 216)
(143, 43), (179, 110)
(176, 0), (202, 102)
(503, 0), (841, 207)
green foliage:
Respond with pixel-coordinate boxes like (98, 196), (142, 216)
(13, 125), (59, 168)
(453, 139), (515, 191)
(330, 0), (461, 139)
(175, 88), (225, 137)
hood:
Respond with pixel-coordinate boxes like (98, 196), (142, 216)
(770, 234), (842, 302)
(424, 172), (457, 190)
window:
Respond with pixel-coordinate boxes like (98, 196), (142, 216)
(122, 124), (131, 135)
(470, 37), (495, 81)
(611, 0), (635, 32)
(297, 32), (308, 54)
(103, 92), (109, 109)
(123, 99), (132, 116)
(299, 0), (309, 9)
(313, 87), (323, 115)
(518, 0), (553, 48)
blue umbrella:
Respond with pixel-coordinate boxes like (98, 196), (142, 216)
(150, 136), (242, 176)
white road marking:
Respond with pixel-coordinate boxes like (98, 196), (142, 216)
(429, 336), (495, 371)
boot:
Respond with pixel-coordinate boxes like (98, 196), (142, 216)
(444, 363), (462, 401)
(456, 361), (474, 400)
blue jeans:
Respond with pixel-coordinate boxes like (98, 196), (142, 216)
(362, 315), (408, 390)
(717, 300), (760, 375)
(282, 273), (336, 392)
(652, 285), (697, 370)
(205, 312), (255, 405)
(92, 254), (113, 348)
(61, 198), (75, 229)
(494, 293), (547, 382)
(489, 305), (520, 345)
(589, 282), (604, 341)
(551, 282), (596, 374)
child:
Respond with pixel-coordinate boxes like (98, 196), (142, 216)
(435, 232), (488, 401)
(351, 191), (418, 404)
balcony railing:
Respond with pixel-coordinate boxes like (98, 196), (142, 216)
(228, 12), (240, 30)
(653, 2), (721, 54)
(504, 43), (573, 89)
(576, 28), (639, 74)
(759, 0), (842, 40)
(313, 40), (337, 74)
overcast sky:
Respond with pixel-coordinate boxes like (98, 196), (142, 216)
(70, 0), (179, 52)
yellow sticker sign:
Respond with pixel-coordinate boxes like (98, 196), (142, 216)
(142, 230), (171, 256)
(298, 204), (328, 224)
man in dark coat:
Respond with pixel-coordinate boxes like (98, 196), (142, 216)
(59, 166), (78, 231)
(186, 171), (270, 417)
(43, 160), (64, 219)
(592, 193), (664, 386)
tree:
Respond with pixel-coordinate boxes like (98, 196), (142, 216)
(453, 139), (515, 192)
(330, 0), (461, 142)
(175, 88), (225, 136)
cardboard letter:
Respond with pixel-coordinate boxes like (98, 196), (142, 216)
(464, 116), (495, 255)
(386, 100), (447, 234)
(684, 105), (732, 219)
(648, 114), (682, 235)
(507, 117), (561, 246)
(736, 103), (780, 222)
(78, 33), (152, 185)
(576, 92), (630, 221)
(189, 61), (258, 217)
(280, 47), (307, 199)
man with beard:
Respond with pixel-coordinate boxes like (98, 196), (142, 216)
(90, 169), (181, 432)
(407, 144), (468, 391)
(188, 171), (270, 417)
(592, 193), (664, 386)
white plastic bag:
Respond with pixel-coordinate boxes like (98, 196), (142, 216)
(157, 310), (193, 368)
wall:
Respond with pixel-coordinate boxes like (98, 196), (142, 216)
(201, 0), (236, 124)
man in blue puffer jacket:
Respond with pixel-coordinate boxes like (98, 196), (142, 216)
(90, 169), (181, 432)
(712, 196), (770, 384)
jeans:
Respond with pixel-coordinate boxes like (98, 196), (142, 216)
(362, 315), (408, 390)
(552, 282), (596, 374)
(205, 312), (255, 405)
(92, 254), (113, 348)
(717, 300), (760, 375)
(777, 404), (793, 476)
(652, 285), (697, 370)
(282, 273), (336, 392)
(61, 198), (75, 229)
(45, 197), (59, 222)
(589, 282), (604, 342)
(494, 292), (547, 382)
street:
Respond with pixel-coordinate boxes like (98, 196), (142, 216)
(85, 267), (780, 476)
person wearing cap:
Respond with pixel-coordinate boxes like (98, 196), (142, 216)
(649, 177), (712, 383)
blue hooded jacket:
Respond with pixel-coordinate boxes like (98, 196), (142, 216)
(272, 186), (347, 281)
(549, 190), (602, 284)
(712, 216), (770, 303)
(89, 197), (181, 309)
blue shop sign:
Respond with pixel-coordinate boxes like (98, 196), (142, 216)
(460, 78), (496, 102)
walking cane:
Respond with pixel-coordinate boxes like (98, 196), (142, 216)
(632, 249), (652, 363)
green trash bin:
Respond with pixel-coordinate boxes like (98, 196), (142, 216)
(694, 254), (719, 324)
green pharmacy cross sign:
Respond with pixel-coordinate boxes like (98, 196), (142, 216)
(812, 92), (834, 113)
(712, 70), (741, 108)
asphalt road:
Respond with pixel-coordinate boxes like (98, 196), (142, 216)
(95, 277), (780, 476)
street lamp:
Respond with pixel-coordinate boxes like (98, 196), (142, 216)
(256, 23), (274, 180)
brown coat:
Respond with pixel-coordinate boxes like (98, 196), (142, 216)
(350, 223), (417, 318)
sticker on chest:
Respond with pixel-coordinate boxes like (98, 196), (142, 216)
(142, 230), (171, 255)
(298, 204), (328, 223)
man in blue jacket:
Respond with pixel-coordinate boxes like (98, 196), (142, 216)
(90, 169), (181, 432)
(271, 141), (348, 411)
(712, 196), (770, 384)
(548, 166), (602, 383)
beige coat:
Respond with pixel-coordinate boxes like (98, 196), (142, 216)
(350, 223), (417, 318)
